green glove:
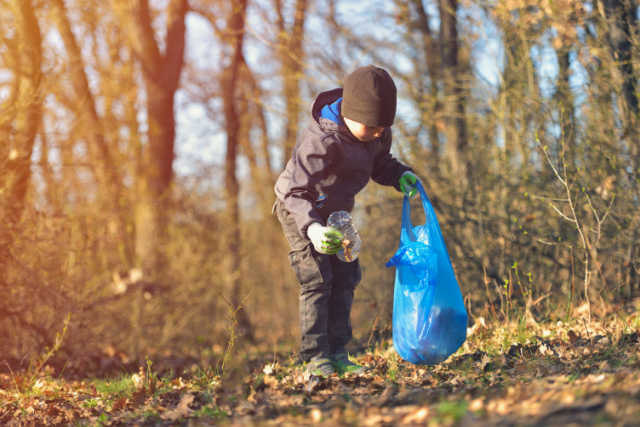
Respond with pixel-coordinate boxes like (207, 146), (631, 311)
(307, 223), (344, 255)
(399, 171), (418, 198)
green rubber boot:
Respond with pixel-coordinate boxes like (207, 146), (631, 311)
(306, 357), (336, 378)
(332, 352), (365, 375)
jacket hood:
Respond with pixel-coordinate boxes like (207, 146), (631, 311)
(312, 88), (343, 123)
(312, 88), (364, 142)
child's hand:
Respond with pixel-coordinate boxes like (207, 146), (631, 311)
(399, 171), (418, 197)
(307, 223), (344, 255)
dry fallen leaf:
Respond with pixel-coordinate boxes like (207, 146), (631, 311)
(567, 329), (580, 344)
(401, 407), (429, 424)
(469, 398), (484, 411)
(480, 354), (492, 371)
(538, 343), (552, 356)
(263, 363), (277, 375)
(112, 397), (128, 411)
(467, 316), (487, 336)
(310, 407), (322, 422)
(161, 393), (195, 421)
(131, 373), (143, 389)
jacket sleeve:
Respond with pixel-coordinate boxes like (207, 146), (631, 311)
(283, 135), (338, 236)
(371, 129), (412, 191)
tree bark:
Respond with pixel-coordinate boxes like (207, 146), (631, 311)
(555, 45), (576, 167)
(601, 0), (638, 116)
(497, 13), (540, 173)
(1, 0), (42, 227)
(240, 57), (276, 212)
(411, 0), (442, 159)
(51, 0), (121, 205)
(222, 0), (254, 341)
(0, 0), (42, 320)
(438, 0), (468, 178)
(274, 0), (309, 166)
(51, 0), (136, 265)
(112, 0), (188, 276)
(600, 0), (638, 176)
(600, 0), (639, 300)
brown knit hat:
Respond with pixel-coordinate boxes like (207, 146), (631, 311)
(341, 65), (397, 127)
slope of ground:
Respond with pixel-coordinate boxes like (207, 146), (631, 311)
(1, 305), (639, 426)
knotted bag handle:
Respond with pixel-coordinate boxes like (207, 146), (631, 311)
(400, 178), (430, 243)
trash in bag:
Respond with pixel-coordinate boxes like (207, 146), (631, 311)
(386, 179), (467, 364)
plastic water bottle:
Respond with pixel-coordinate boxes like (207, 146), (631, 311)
(327, 211), (362, 262)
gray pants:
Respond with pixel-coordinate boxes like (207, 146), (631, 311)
(274, 199), (361, 362)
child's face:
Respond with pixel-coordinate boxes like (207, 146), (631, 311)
(343, 117), (386, 142)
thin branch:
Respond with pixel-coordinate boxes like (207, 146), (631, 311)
(548, 201), (577, 223)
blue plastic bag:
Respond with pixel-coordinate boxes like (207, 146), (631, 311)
(386, 180), (467, 364)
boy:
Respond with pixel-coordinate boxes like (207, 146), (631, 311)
(273, 65), (417, 376)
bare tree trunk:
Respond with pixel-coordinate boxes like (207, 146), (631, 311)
(238, 81), (267, 212)
(500, 35), (520, 164)
(112, 0), (188, 277)
(240, 60), (277, 213)
(555, 45), (576, 167)
(274, 0), (309, 166)
(497, 16), (539, 173)
(600, 0), (638, 176)
(241, 57), (276, 186)
(601, 0), (638, 116)
(222, 0), (254, 342)
(37, 129), (58, 210)
(411, 0), (442, 161)
(110, 0), (187, 358)
(438, 0), (468, 178)
(51, 0), (121, 205)
(600, 0), (640, 301)
(0, 0), (42, 319)
(51, 0), (135, 267)
(1, 0), (42, 228)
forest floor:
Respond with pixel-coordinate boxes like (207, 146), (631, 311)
(1, 301), (640, 426)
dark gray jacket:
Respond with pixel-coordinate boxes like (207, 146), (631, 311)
(274, 88), (412, 236)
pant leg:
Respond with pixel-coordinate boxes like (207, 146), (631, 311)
(327, 256), (362, 354)
(274, 200), (333, 362)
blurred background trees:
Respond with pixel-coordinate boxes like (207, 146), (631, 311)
(1, 0), (638, 372)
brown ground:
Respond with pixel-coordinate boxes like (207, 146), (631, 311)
(1, 308), (639, 426)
